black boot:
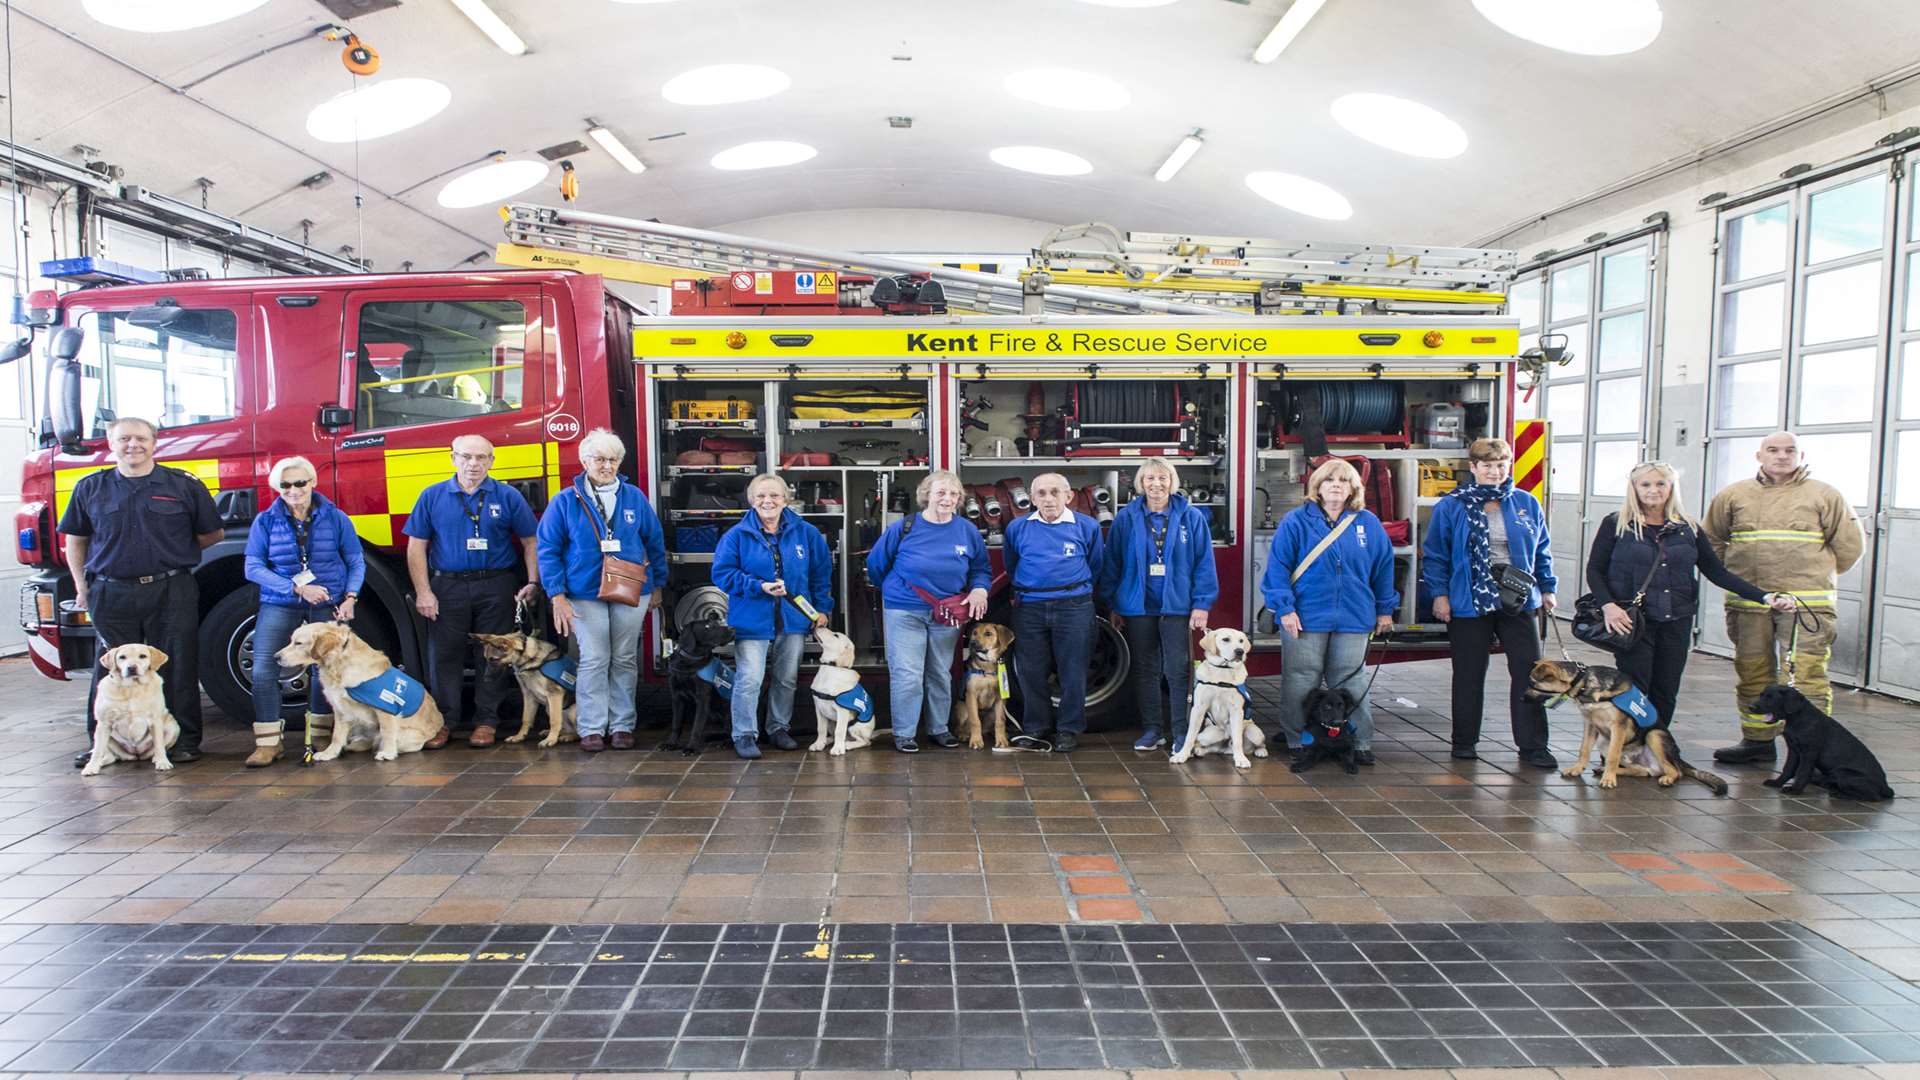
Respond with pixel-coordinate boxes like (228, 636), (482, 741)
(1713, 739), (1777, 765)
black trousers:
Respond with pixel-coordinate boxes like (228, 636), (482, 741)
(1447, 611), (1548, 752)
(86, 573), (202, 749)
(1611, 616), (1691, 730)
(1123, 615), (1191, 736)
(425, 573), (518, 730)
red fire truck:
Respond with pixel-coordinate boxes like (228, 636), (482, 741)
(16, 208), (1531, 731)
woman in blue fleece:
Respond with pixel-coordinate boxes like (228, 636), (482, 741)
(1096, 458), (1219, 752)
(865, 469), (989, 753)
(1260, 459), (1396, 765)
(536, 429), (669, 754)
(712, 473), (832, 760)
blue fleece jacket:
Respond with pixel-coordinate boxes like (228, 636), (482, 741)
(865, 512), (989, 611)
(1097, 494), (1218, 617)
(536, 475), (670, 602)
(244, 493), (365, 609)
(712, 508), (834, 639)
(1420, 488), (1556, 618)
(1003, 508), (1103, 602)
(1260, 505), (1397, 634)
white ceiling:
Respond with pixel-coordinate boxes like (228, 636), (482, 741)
(9, 0), (1919, 271)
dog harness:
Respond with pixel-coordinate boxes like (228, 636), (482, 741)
(345, 668), (428, 718)
(811, 683), (875, 725)
(537, 656), (578, 692)
(694, 657), (736, 700)
(1611, 683), (1659, 729)
(1192, 659), (1252, 702)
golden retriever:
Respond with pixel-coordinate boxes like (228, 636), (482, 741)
(82, 644), (180, 776)
(276, 622), (445, 762)
(808, 627), (876, 755)
(1171, 628), (1268, 769)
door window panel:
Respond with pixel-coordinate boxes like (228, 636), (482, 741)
(1803, 260), (1882, 345)
(1551, 321), (1589, 379)
(1806, 174), (1885, 265)
(1596, 311), (1645, 372)
(77, 308), (239, 436)
(1721, 282), (1784, 356)
(1546, 380), (1586, 436)
(1797, 431), (1873, 507)
(1906, 250), (1920, 332)
(1896, 430), (1920, 509)
(354, 299), (528, 431)
(1715, 358), (1779, 429)
(1594, 377), (1642, 435)
(1900, 341), (1920, 421)
(1551, 439), (1583, 495)
(1590, 440), (1638, 498)
(1600, 248), (1647, 309)
(1550, 262), (1591, 321)
(1725, 203), (1790, 282)
(1509, 278), (1542, 330)
(1712, 435), (1762, 490)
(1796, 346), (1877, 426)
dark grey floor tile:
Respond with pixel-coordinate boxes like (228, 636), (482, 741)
(669, 1039), (746, 1069)
(1379, 1038), (1460, 1067)
(960, 1036), (1034, 1068)
(1168, 1038), (1249, 1068)
(813, 1038), (887, 1070)
(1446, 1037), (1531, 1067)
(524, 1039), (603, 1070)
(447, 1039), (529, 1072)
(1031, 1037), (1105, 1068)
(596, 1039), (675, 1069)
(1779, 1033), (1878, 1063)
(1582, 1035), (1671, 1066)
(77, 1038), (181, 1071)
(1359, 1008), (1431, 1038)
(374, 1040), (459, 1072)
(1515, 1035), (1602, 1067)
(1310, 1038), (1388, 1068)
(1101, 1038), (1173, 1068)
(1852, 1031), (1920, 1060)
(888, 1038), (961, 1069)
(1715, 1033), (1811, 1064)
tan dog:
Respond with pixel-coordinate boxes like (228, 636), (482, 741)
(1524, 659), (1727, 794)
(953, 622), (1016, 750)
(82, 644), (180, 776)
(277, 622), (445, 762)
(470, 632), (579, 747)
(808, 627), (876, 755)
(1171, 628), (1268, 769)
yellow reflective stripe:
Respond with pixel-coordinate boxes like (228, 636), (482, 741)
(54, 458), (225, 518)
(545, 440), (563, 500)
(1727, 589), (1836, 609)
(351, 514), (393, 546)
(1728, 530), (1825, 542)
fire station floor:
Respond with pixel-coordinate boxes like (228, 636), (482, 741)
(4, 646), (1920, 1075)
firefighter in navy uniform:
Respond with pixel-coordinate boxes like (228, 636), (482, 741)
(404, 435), (541, 747)
(61, 417), (223, 767)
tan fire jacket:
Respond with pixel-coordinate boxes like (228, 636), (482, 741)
(1701, 467), (1864, 610)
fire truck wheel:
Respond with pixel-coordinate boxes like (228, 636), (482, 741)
(999, 604), (1131, 735)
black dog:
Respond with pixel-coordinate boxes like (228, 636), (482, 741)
(663, 613), (736, 755)
(1753, 685), (1895, 801)
(1291, 687), (1359, 775)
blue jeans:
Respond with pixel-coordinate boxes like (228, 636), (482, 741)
(882, 607), (960, 741)
(1279, 630), (1374, 749)
(731, 633), (804, 741)
(252, 603), (332, 728)
(1013, 595), (1093, 736)
(572, 596), (647, 738)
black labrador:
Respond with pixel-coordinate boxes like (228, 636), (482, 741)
(1752, 684), (1895, 802)
(1290, 687), (1359, 775)
(663, 613), (736, 755)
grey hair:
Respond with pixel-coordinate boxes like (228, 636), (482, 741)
(107, 416), (157, 439)
(1133, 457), (1181, 494)
(747, 472), (789, 498)
(268, 455), (318, 492)
(915, 469), (965, 509)
(577, 427), (627, 465)
(1030, 472), (1071, 493)
(451, 433), (495, 455)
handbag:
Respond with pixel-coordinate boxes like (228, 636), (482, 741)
(885, 513), (973, 626)
(574, 488), (648, 607)
(1572, 535), (1666, 652)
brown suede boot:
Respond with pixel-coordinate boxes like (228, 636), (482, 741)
(246, 722), (284, 768)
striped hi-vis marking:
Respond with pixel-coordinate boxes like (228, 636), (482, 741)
(1511, 419), (1548, 503)
(942, 262), (1000, 274)
(1728, 530), (1826, 543)
(1728, 588), (1837, 609)
(54, 458), (223, 518)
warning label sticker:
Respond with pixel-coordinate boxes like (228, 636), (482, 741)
(815, 272), (836, 294)
(754, 272), (773, 295)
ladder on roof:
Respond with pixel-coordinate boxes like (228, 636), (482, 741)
(499, 204), (1515, 316)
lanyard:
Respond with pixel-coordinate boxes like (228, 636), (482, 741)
(291, 513), (312, 569)
(582, 484), (617, 536)
(459, 483), (487, 536)
(1149, 513), (1168, 564)
(770, 532), (785, 633)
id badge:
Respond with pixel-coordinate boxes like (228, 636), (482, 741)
(466, 537), (490, 551)
(600, 539), (622, 554)
(292, 568), (316, 586)
(1150, 563), (1167, 577)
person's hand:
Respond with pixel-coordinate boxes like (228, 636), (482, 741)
(415, 589), (439, 620)
(335, 596), (357, 622)
(1279, 612), (1302, 638)
(1189, 608), (1209, 631)
(551, 595), (576, 638)
(966, 588), (989, 619)
(1601, 601), (1634, 635)
(296, 583), (331, 605)
(651, 589), (664, 611)
(515, 582), (540, 605)
(812, 613), (829, 629)
(1540, 593), (1558, 613)
(1108, 611), (1125, 629)
(1433, 596), (1452, 623)
(1768, 592), (1797, 613)
(71, 586), (88, 612)
(761, 579), (788, 597)
(1374, 615), (1393, 635)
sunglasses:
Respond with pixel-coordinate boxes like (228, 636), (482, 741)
(279, 479), (312, 491)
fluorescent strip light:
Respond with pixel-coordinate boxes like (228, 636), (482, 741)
(1253, 0), (1327, 63)
(1155, 131), (1203, 182)
(449, 0), (526, 56)
(587, 123), (646, 173)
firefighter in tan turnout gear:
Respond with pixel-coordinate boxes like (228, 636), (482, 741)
(1701, 431), (1865, 765)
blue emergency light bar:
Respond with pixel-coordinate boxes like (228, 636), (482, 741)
(38, 257), (165, 286)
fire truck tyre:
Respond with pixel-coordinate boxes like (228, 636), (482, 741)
(997, 604), (1131, 735)
(199, 588), (399, 726)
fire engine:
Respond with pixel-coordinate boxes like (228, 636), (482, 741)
(16, 205), (1540, 731)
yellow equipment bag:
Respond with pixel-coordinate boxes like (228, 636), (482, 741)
(788, 387), (925, 420)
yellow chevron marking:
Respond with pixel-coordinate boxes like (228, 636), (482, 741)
(54, 457), (224, 518)
(349, 513), (393, 546)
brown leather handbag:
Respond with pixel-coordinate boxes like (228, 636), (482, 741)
(574, 489), (648, 607)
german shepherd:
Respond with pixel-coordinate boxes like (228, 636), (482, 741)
(470, 632), (579, 748)
(953, 623), (1016, 750)
(1524, 659), (1728, 795)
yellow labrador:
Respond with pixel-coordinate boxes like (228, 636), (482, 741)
(277, 622), (446, 762)
(808, 628), (876, 756)
(82, 644), (180, 776)
(1170, 628), (1268, 770)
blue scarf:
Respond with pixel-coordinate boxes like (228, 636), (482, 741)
(1450, 479), (1513, 617)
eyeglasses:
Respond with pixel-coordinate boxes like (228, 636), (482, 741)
(452, 452), (492, 464)
(279, 479), (311, 491)
(582, 455), (620, 466)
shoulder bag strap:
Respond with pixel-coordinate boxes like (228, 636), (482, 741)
(573, 487), (610, 542)
(1290, 513), (1358, 584)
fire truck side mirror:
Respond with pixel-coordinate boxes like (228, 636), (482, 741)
(317, 405), (353, 431)
(1536, 332), (1571, 367)
(49, 327), (84, 448)
(0, 335), (29, 363)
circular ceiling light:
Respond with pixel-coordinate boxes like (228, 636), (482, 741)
(1471, 0), (1662, 55)
(990, 146), (1092, 177)
(437, 160), (550, 209)
(711, 141), (817, 171)
(1004, 68), (1130, 111)
(1245, 171), (1352, 220)
(306, 78), (453, 143)
(82, 0), (269, 32)
(662, 64), (792, 106)
(1330, 93), (1468, 158)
